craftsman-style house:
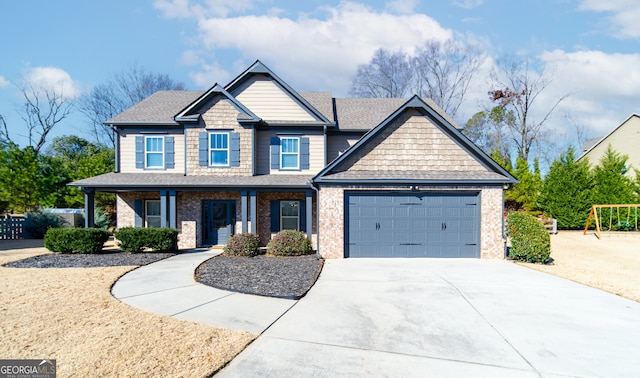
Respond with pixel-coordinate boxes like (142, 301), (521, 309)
(72, 60), (516, 259)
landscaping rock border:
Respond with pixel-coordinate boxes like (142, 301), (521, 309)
(196, 255), (323, 299)
(2, 252), (177, 268)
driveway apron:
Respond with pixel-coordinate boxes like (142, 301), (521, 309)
(219, 259), (640, 377)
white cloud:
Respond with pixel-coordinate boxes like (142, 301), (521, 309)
(452, 0), (484, 10)
(539, 49), (640, 135)
(385, 0), (418, 14)
(154, 0), (256, 19)
(0, 75), (9, 88)
(22, 66), (82, 100)
(190, 1), (452, 95)
(579, 0), (640, 38)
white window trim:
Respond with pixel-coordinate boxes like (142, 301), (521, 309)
(280, 136), (300, 170)
(280, 200), (300, 231)
(209, 132), (230, 167)
(144, 136), (164, 169)
(145, 200), (161, 228)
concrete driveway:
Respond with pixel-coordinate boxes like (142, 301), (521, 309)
(218, 259), (640, 377)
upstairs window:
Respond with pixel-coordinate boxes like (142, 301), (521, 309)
(145, 136), (164, 168)
(209, 132), (229, 166)
(280, 137), (299, 170)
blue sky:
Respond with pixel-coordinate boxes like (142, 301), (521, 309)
(1, 0), (639, 154)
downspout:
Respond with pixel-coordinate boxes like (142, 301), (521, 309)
(113, 125), (120, 173)
(308, 180), (321, 259)
(502, 185), (508, 258)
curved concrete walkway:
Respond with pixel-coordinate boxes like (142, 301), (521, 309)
(111, 249), (297, 334)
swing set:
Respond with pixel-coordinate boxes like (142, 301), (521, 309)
(583, 204), (640, 239)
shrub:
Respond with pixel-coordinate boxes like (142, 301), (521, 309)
(94, 207), (113, 230)
(24, 211), (64, 238)
(44, 228), (110, 254)
(506, 211), (551, 264)
(114, 227), (179, 253)
(267, 230), (313, 256)
(224, 233), (262, 257)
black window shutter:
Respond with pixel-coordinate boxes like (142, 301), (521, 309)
(165, 136), (175, 169)
(230, 132), (240, 167)
(198, 132), (208, 166)
(299, 200), (306, 232)
(270, 137), (280, 170)
(134, 199), (143, 228)
(135, 136), (144, 169)
(300, 137), (310, 170)
(270, 200), (280, 232)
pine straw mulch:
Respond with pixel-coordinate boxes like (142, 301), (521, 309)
(0, 246), (256, 378)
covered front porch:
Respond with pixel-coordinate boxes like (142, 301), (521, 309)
(76, 173), (317, 250)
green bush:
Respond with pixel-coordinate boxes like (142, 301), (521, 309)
(114, 227), (179, 253)
(267, 230), (313, 256)
(24, 211), (64, 238)
(44, 228), (110, 254)
(506, 212), (551, 263)
(223, 233), (262, 257)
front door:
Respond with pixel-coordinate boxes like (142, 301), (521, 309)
(202, 200), (235, 245)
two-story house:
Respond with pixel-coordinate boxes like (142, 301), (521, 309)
(72, 60), (516, 259)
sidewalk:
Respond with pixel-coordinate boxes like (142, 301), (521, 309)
(111, 249), (297, 334)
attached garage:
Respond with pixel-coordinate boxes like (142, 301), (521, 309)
(346, 191), (480, 258)
(312, 96), (518, 259)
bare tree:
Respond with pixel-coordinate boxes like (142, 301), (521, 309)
(413, 40), (483, 118)
(350, 49), (413, 98)
(0, 114), (9, 146)
(19, 83), (74, 153)
(489, 56), (569, 162)
(463, 105), (515, 158)
(81, 64), (185, 147)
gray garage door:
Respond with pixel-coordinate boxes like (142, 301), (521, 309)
(346, 192), (480, 258)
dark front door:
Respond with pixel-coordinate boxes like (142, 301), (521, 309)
(202, 200), (235, 245)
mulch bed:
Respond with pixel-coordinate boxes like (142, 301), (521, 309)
(2, 252), (177, 268)
(196, 254), (324, 299)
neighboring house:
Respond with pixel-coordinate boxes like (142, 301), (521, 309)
(71, 60), (516, 259)
(578, 114), (640, 178)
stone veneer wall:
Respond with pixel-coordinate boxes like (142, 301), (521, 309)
(317, 185), (506, 259)
(185, 96), (253, 176)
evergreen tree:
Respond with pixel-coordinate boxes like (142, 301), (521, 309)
(591, 145), (636, 205)
(537, 147), (594, 229)
(507, 156), (542, 213)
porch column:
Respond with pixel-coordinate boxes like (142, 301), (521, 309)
(306, 190), (313, 240)
(241, 190), (248, 233)
(250, 190), (257, 234)
(168, 191), (177, 228)
(160, 190), (168, 228)
(84, 189), (95, 228)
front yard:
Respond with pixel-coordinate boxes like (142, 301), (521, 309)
(0, 241), (255, 377)
(1, 230), (638, 376)
(520, 230), (640, 302)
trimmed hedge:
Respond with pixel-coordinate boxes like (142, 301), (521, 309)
(506, 211), (551, 264)
(267, 230), (313, 256)
(223, 233), (262, 257)
(114, 227), (179, 253)
(44, 228), (110, 254)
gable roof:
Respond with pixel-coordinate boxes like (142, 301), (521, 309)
(174, 83), (260, 123)
(577, 113), (640, 161)
(225, 60), (334, 126)
(313, 96), (517, 185)
(105, 90), (202, 125)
